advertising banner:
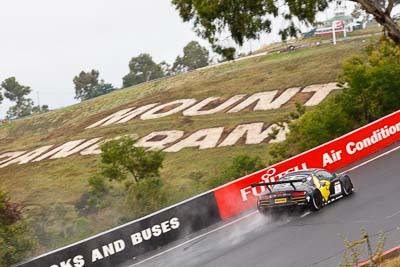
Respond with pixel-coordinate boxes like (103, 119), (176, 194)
(17, 192), (221, 267)
(214, 110), (400, 220)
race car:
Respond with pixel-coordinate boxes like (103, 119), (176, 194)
(251, 168), (354, 214)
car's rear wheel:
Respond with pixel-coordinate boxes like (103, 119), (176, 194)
(310, 190), (323, 211)
(342, 176), (353, 197)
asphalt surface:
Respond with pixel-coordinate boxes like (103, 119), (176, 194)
(130, 144), (400, 267)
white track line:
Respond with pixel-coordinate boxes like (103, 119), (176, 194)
(130, 211), (258, 266)
(300, 211), (311, 218)
(386, 209), (400, 219)
(342, 144), (400, 173)
(132, 143), (400, 266)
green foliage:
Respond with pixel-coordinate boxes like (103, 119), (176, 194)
(0, 77), (48, 119)
(208, 154), (264, 188)
(0, 190), (35, 266)
(32, 104), (49, 113)
(289, 102), (306, 120)
(78, 137), (167, 219)
(100, 136), (165, 184)
(0, 38), (371, 257)
(173, 41), (209, 73)
(340, 232), (366, 266)
(172, 0), (400, 58)
(122, 54), (165, 88)
(85, 174), (109, 211)
(1, 77), (31, 105)
(34, 204), (94, 250)
(6, 98), (35, 120)
(6, 100), (49, 120)
(339, 229), (387, 267)
(339, 40), (400, 123)
(89, 174), (108, 195)
(171, 0), (328, 59)
(269, 40), (400, 163)
(73, 70), (115, 101)
(126, 177), (167, 217)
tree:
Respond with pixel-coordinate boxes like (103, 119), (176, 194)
(173, 41), (209, 73)
(6, 98), (35, 120)
(1, 77), (31, 105)
(172, 0), (400, 59)
(208, 154), (264, 188)
(73, 70), (115, 101)
(269, 40), (400, 163)
(0, 77), (48, 119)
(0, 190), (35, 266)
(100, 136), (165, 185)
(339, 40), (400, 123)
(159, 61), (173, 76)
(122, 54), (165, 88)
(81, 136), (166, 216)
(31, 104), (49, 114)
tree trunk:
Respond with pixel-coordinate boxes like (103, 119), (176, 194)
(356, 0), (400, 44)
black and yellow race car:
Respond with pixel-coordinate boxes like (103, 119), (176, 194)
(251, 168), (354, 214)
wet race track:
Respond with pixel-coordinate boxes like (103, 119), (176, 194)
(130, 143), (400, 267)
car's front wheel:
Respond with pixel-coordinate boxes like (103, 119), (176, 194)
(310, 190), (323, 211)
(341, 175), (353, 197)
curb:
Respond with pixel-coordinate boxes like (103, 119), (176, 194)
(355, 244), (400, 267)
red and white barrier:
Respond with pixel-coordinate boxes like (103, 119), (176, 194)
(213, 110), (400, 220)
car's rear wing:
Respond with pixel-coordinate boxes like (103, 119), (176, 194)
(251, 178), (305, 192)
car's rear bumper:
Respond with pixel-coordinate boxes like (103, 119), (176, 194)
(257, 197), (308, 211)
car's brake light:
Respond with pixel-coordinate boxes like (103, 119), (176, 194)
(292, 191), (306, 197)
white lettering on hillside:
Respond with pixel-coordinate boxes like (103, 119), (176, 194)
(135, 130), (184, 150)
(302, 82), (339, 106)
(114, 103), (159, 124)
(183, 95), (246, 116)
(85, 83), (341, 129)
(228, 87), (300, 113)
(85, 107), (135, 129)
(80, 135), (138, 156)
(141, 99), (197, 120)
(0, 123), (288, 168)
(269, 123), (289, 143)
(0, 151), (26, 165)
(0, 145), (53, 168)
(164, 127), (225, 152)
(33, 138), (101, 161)
(218, 123), (287, 147)
(79, 141), (102, 156)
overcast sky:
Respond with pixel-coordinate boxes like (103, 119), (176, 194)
(0, 0), (350, 118)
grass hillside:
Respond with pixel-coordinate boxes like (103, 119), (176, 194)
(0, 37), (370, 256)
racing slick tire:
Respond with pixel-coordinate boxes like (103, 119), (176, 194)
(310, 189), (323, 211)
(341, 175), (353, 197)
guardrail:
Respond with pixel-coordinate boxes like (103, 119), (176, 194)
(16, 192), (221, 267)
(214, 110), (400, 219)
(16, 109), (400, 267)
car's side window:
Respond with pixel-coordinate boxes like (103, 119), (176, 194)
(316, 170), (334, 181)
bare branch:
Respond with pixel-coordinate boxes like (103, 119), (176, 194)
(386, 0), (394, 15)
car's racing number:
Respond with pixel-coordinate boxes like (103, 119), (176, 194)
(334, 182), (342, 194)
